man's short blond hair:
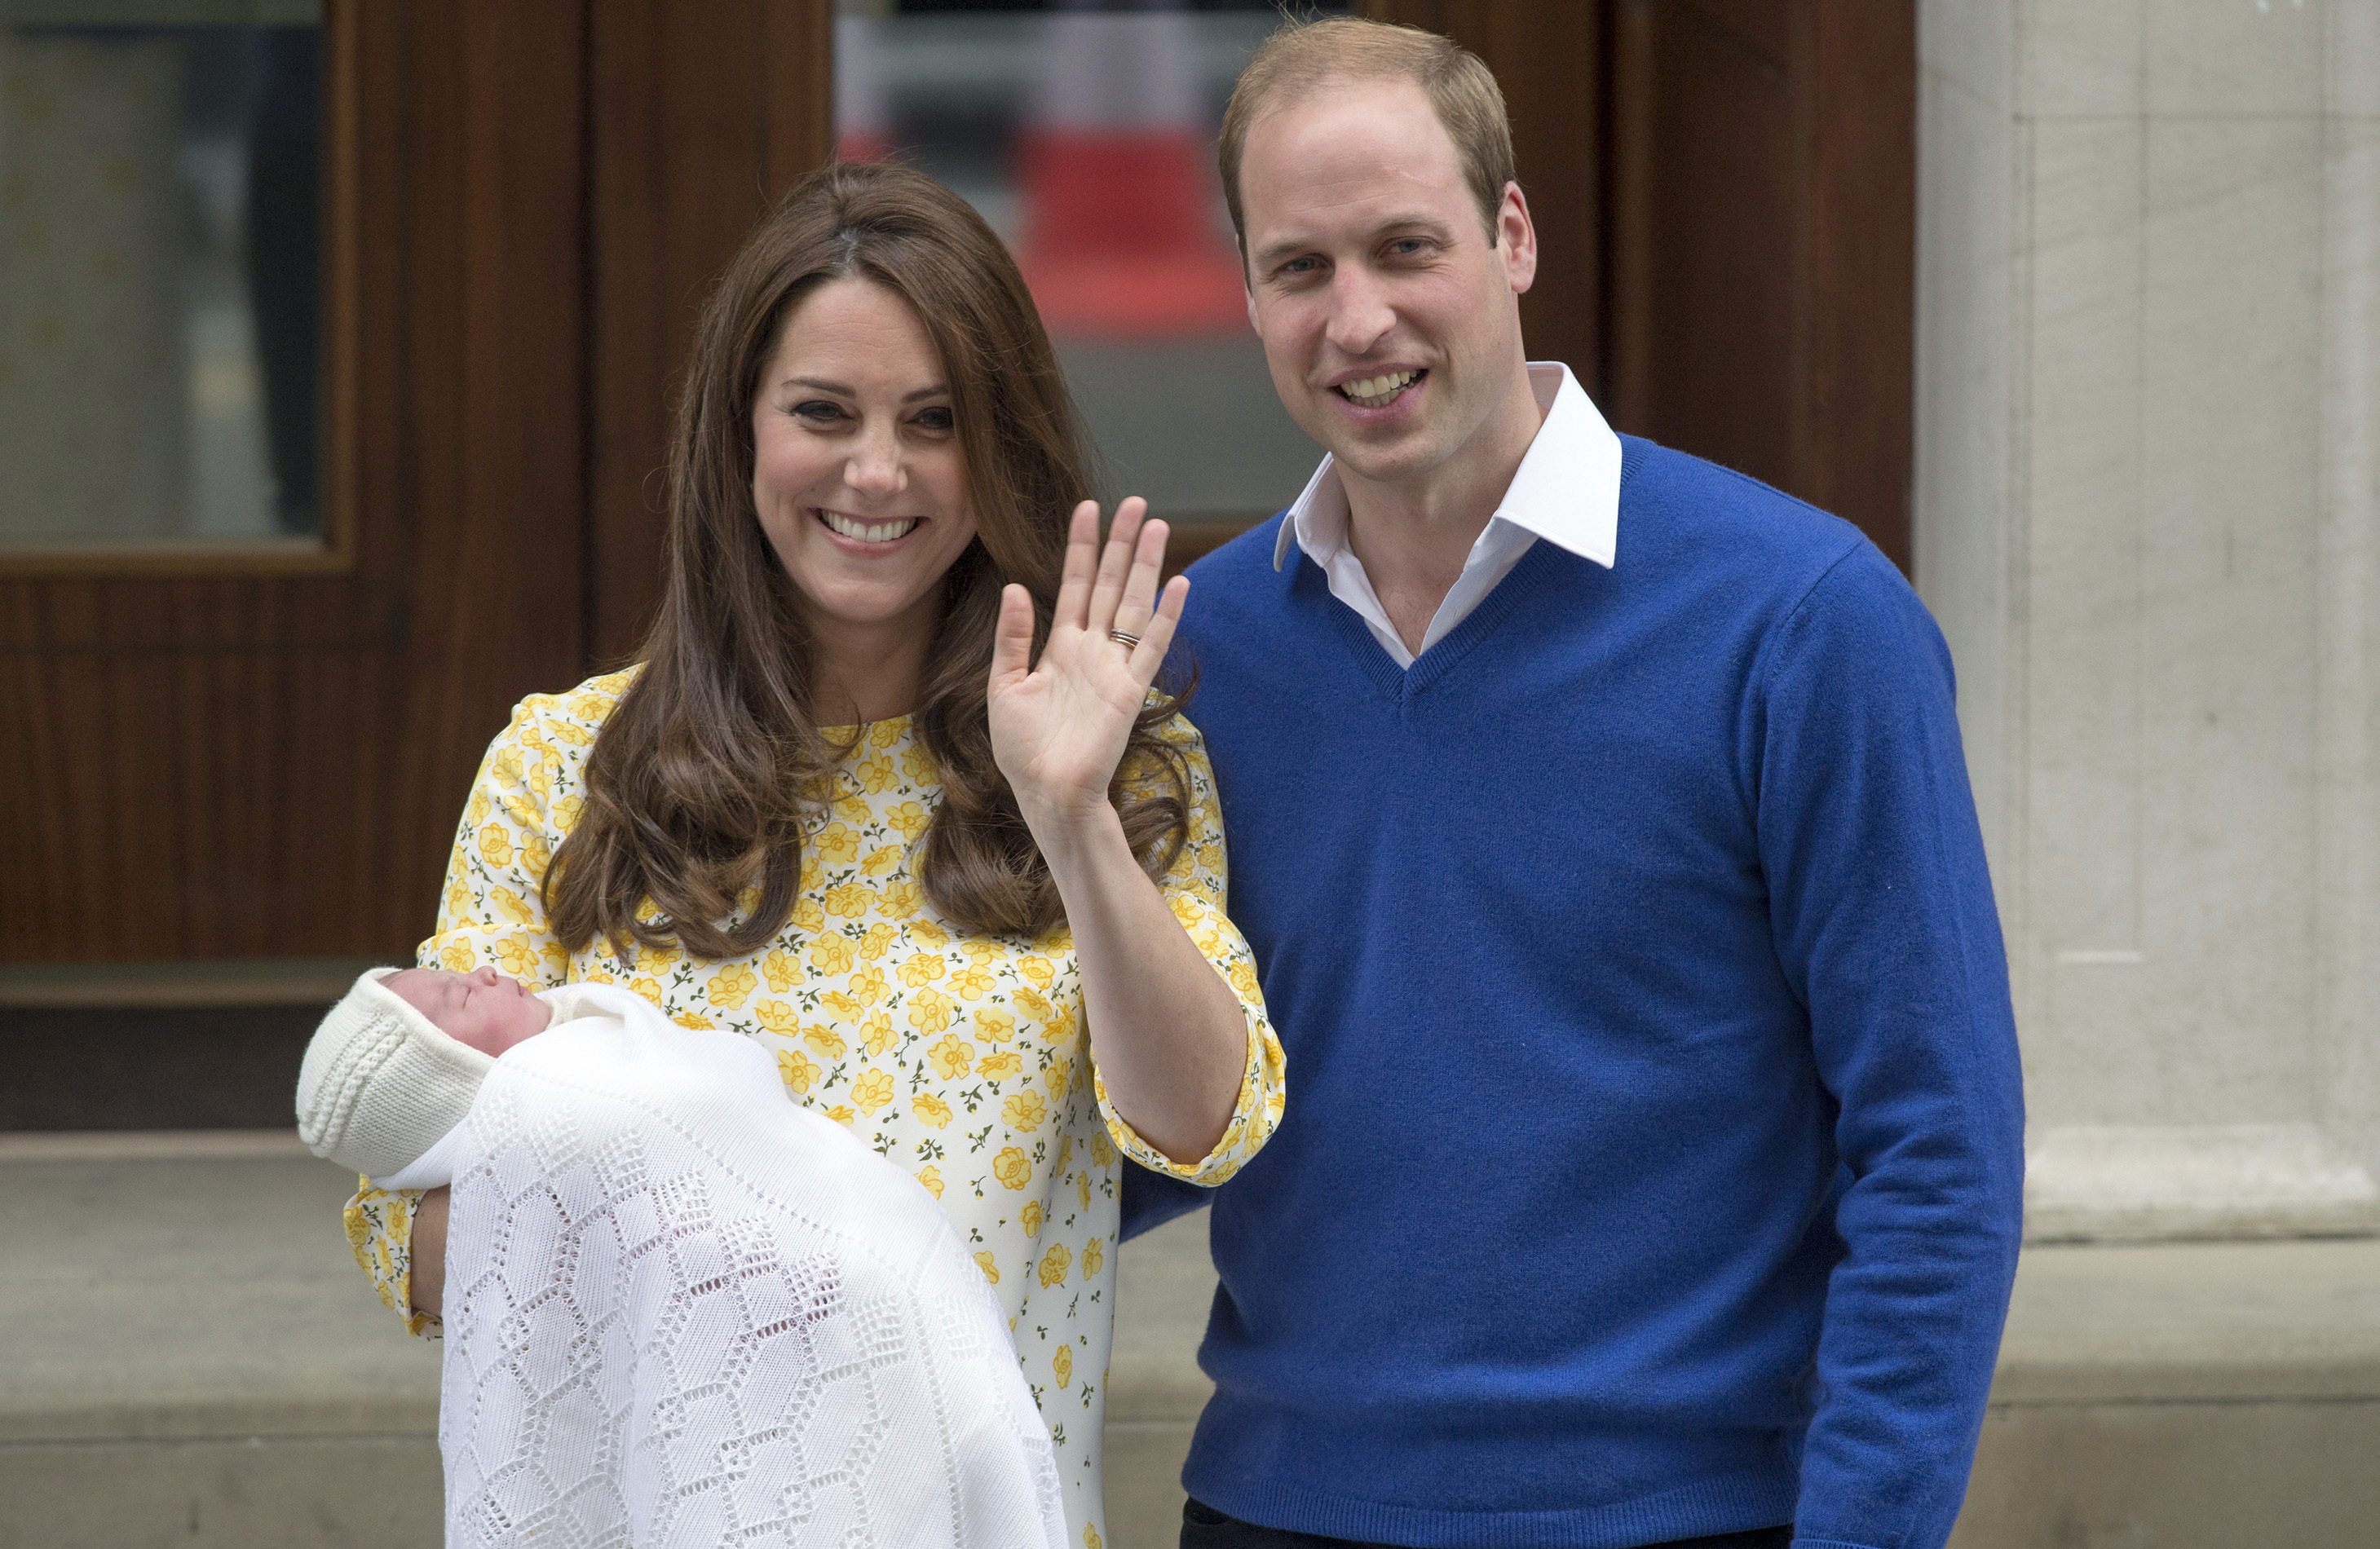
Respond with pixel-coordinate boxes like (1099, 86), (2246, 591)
(1218, 16), (1516, 258)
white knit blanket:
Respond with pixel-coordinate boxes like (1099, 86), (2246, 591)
(435, 984), (1068, 1549)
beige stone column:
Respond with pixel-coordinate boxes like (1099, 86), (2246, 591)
(1917, 0), (2380, 1239)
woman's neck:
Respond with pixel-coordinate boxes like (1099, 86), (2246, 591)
(806, 612), (934, 725)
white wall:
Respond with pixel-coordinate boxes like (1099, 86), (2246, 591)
(1917, 0), (2380, 1238)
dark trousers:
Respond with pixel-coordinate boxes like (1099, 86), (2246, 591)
(1181, 1498), (1793, 1549)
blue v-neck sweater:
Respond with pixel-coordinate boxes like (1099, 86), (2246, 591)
(1147, 437), (2024, 1549)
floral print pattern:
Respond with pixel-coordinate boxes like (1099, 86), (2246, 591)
(342, 668), (1285, 1539)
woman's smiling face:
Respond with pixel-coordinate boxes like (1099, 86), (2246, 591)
(750, 277), (978, 648)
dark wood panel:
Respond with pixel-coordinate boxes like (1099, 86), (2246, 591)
(587, 0), (835, 670)
(1609, 0), (1914, 570)
(0, 0), (588, 964)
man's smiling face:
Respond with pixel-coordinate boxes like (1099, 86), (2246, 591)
(1237, 76), (1535, 493)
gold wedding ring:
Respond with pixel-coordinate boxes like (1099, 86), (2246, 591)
(1108, 629), (1141, 649)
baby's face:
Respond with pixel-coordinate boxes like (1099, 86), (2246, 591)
(386, 966), (552, 1057)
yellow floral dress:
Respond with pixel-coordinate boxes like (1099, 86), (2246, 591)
(341, 668), (1283, 1548)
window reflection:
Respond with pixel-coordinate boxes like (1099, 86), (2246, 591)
(0, 2), (322, 550)
(837, 0), (1347, 522)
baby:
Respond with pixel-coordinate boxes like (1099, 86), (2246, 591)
(294, 964), (563, 1188)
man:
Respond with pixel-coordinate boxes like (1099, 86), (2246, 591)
(1134, 18), (2025, 1549)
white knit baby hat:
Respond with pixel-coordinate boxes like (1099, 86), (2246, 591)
(295, 967), (495, 1180)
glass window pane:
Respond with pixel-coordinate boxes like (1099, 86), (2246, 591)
(0, 1), (323, 551)
(837, 0), (1349, 522)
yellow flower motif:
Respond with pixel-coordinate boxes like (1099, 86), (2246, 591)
(879, 879), (923, 920)
(993, 1146), (1032, 1190)
(860, 845), (902, 878)
(629, 977), (664, 1005)
(815, 823), (860, 863)
(868, 719), (906, 750)
(1018, 955), (1055, 990)
(1037, 1242), (1071, 1288)
(978, 1049), (1025, 1083)
(477, 825), (514, 867)
(902, 918), (947, 948)
(821, 883), (871, 920)
(1085, 1525), (1102, 1549)
(706, 963), (758, 1009)
(810, 934), (856, 974)
(756, 1002), (798, 1039)
(527, 759), (556, 798)
(1196, 840), (1224, 873)
(1044, 1058), (1071, 1101)
(1168, 894), (1203, 929)
(520, 835), (553, 881)
(916, 1164), (944, 1200)
(1053, 1344), (1074, 1389)
(1055, 1136), (1072, 1173)
(928, 1033), (975, 1081)
(466, 789), (492, 827)
(912, 1092), (953, 1129)
(637, 941), (681, 973)
(540, 941), (571, 976)
(975, 1005), (1017, 1043)
(824, 1105), (856, 1127)
(1088, 1129), (1117, 1169)
(792, 897), (826, 932)
(857, 753), (896, 793)
(1081, 1236), (1103, 1278)
(734, 885), (762, 915)
(1001, 1091), (1047, 1131)
(579, 965), (616, 985)
(444, 879), (472, 920)
(635, 897), (665, 924)
(1034, 924), (1073, 954)
(961, 937), (1000, 964)
(762, 948), (799, 991)
(439, 941), (476, 973)
(950, 966), (995, 1000)
(907, 986), (954, 1034)
(1013, 987), (1054, 1024)
(1020, 1200), (1044, 1238)
(804, 1025), (848, 1061)
(1229, 959), (1260, 1000)
(862, 1012), (897, 1057)
(492, 746), (524, 786)
(799, 853), (824, 891)
(1078, 1170), (1092, 1209)
(974, 1251), (999, 1285)
(851, 964), (890, 1005)
(859, 923), (901, 960)
(885, 801), (932, 841)
(552, 794), (585, 832)
(900, 744), (939, 784)
(851, 1069), (895, 1114)
(833, 794), (871, 823)
(501, 793), (541, 831)
(897, 952), (945, 988)
(493, 934), (541, 978)
(672, 1010), (714, 1030)
(819, 990), (864, 1022)
(549, 720), (594, 747)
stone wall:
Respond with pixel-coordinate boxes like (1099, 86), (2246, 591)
(1916, 0), (2380, 1238)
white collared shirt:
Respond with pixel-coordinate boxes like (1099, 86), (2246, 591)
(1272, 361), (1623, 668)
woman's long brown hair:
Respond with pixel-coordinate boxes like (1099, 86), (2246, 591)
(545, 161), (1190, 960)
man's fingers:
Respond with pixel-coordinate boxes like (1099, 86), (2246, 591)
(1053, 500), (1102, 633)
(989, 583), (1037, 688)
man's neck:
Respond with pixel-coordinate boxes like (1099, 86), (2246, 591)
(1340, 358), (1547, 655)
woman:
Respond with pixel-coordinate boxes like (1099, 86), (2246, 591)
(342, 160), (1285, 1547)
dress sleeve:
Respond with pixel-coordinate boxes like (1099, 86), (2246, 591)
(1091, 713), (1287, 1188)
(340, 688), (593, 1338)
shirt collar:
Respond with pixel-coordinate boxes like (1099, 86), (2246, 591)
(1274, 361), (1622, 572)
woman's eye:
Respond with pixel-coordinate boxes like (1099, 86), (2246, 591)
(792, 400), (844, 423)
(913, 407), (954, 432)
